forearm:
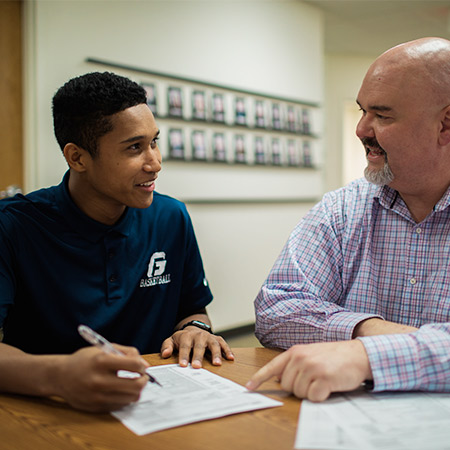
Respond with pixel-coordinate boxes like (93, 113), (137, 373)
(353, 318), (418, 338)
(0, 343), (62, 398)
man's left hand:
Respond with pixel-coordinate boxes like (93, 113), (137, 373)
(161, 327), (234, 368)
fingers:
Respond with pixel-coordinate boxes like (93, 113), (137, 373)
(245, 350), (289, 391)
(160, 337), (175, 359)
(166, 329), (235, 368)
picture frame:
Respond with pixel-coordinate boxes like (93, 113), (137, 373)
(271, 103), (283, 130)
(254, 100), (266, 128)
(212, 93), (226, 123)
(271, 138), (282, 166)
(167, 86), (183, 117)
(301, 108), (311, 134)
(168, 128), (185, 159)
(234, 134), (246, 164)
(192, 90), (207, 121)
(191, 130), (207, 161)
(286, 106), (297, 132)
(141, 82), (157, 116)
(213, 132), (227, 162)
(302, 140), (313, 167)
(287, 139), (298, 166)
(254, 136), (266, 165)
(234, 97), (247, 125)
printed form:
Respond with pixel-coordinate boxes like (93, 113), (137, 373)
(296, 390), (450, 450)
(112, 364), (283, 435)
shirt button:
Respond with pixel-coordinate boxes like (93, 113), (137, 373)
(415, 228), (422, 234)
(109, 275), (117, 282)
(410, 278), (417, 285)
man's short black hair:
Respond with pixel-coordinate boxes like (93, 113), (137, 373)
(52, 71), (147, 157)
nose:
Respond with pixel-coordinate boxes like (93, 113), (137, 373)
(143, 146), (162, 173)
(355, 114), (374, 140)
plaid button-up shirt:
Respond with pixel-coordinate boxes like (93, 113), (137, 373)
(255, 178), (450, 392)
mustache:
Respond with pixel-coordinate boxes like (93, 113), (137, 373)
(361, 137), (385, 154)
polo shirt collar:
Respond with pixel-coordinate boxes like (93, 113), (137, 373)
(54, 171), (135, 243)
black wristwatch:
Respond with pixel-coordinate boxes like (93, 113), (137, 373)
(179, 320), (213, 333)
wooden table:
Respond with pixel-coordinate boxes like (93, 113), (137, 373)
(0, 348), (303, 450)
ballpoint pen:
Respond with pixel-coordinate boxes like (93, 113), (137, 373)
(78, 324), (162, 387)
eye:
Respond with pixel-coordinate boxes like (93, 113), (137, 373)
(151, 136), (160, 149)
(128, 143), (141, 151)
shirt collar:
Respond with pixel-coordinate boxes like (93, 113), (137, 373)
(374, 183), (450, 214)
(54, 171), (135, 243)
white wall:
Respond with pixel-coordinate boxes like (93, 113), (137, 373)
(24, 0), (324, 331)
(323, 53), (374, 192)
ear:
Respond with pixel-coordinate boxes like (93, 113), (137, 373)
(63, 143), (90, 172)
(438, 105), (450, 146)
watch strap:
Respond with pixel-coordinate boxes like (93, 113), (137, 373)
(179, 320), (213, 333)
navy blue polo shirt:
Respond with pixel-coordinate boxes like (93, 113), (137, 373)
(0, 171), (212, 354)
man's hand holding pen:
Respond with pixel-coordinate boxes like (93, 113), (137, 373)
(54, 344), (150, 413)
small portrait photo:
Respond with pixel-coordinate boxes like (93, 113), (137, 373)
(254, 100), (266, 128)
(234, 134), (246, 164)
(301, 108), (311, 134)
(234, 97), (247, 126)
(271, 103), (283, 130)
(192, 90), (207, 121)
(287, 139), (298, 166)
(191, 130), (207, 161)
(302, 140), (313, 167)
(271, 138), (282, 166)
(167, 86), (183, 117)
(212, 93), (226, 123)
(254, 136), (266, 165)
(141, 83), (157, 116)
(286, 106), (297, 132)
(168, 128), (185, 159)
(213, 132), (227, 162)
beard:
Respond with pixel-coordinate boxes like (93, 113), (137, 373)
(364, 161), (394, 185)
(362, 137), (395, 186)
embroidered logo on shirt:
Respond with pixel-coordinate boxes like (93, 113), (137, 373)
(140, 251), (171, 287)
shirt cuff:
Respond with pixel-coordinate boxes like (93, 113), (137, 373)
(325, 312), (383, 342)
(358, 334), (419, 392)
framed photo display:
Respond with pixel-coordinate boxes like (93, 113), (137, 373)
(271, 138), (282, 166)
(213, 132), (227, 162)
(271, 103), (283, 130)
(234, 97), (247, 125)
(302, 140), (313, 167)
(192, 90), (207, 120)
(254, 100), (266, 128)
(212, 93), (226, 123)
(234, 134), (246, 164)
(287, 139), (298, 166)
(254, 136), (265, 165)
(167, 86), (183, 117)
(168, 128), (185, 159)
(191, 130), (207, 161)
(141, 83), (157, 116)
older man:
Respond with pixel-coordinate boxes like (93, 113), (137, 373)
(248, 37), (450, 401)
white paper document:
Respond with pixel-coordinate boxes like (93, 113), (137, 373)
(112, 364), (283, 435)
(296, 390), (450, 450)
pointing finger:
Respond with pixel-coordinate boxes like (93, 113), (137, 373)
(245, 350), (289, 391)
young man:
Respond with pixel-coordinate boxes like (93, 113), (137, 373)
(0, 72), (233, 412)
(247, 37), (450, 401)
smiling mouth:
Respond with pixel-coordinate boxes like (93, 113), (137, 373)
(365, 147), (385, 157)
(136, 178), (157, 187)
